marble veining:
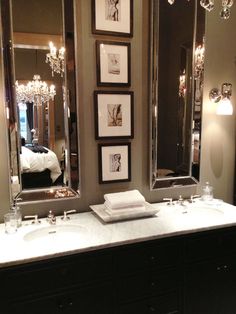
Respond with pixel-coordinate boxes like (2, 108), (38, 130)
(0, 200), (236, 268)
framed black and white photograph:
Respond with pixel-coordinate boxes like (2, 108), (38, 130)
(96, 40), (131, 87)
(94, 91), (134, 139)
(92, 0), (133, 37)
(98, 143), (131, 183)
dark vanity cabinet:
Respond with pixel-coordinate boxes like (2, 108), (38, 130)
(184, 229), (236, 314)
(1, 252), (114, 314)
(1, 227), (236, 314)
(115, 240), (182, 314)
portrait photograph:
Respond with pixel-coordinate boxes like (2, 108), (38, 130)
(98, 143), (131, 183)
(96, 40), (131, 87)
(92, 0), (133, 37)
(94, 91), (134, 139)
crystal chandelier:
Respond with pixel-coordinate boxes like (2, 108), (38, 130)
(168, 0), (234, 19)
(46, 41), (65, 77)
(194, 40), (205, 78)
(15, 75), (56, 105)
(179, 70), (187, 97)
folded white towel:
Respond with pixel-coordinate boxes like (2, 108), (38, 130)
(105, 204), (146, 216)
(104, 189), (145, 209)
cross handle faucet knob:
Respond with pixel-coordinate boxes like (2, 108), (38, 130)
(61, 209), (76, 221)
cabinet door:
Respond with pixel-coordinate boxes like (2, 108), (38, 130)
(219, 257), (236, 314)
(184, 260), (220, 314)
(8, 282), (113, 314)
(119, 292), (180, 314)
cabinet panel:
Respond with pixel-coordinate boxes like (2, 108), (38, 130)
(4, 251), (113, 299)
(8, 282), (113, 314)
(119, 292), (180, 314)
(218, 256), (236, 314)
(185, 233), (220, 262)
(115, 240), (181, 275)
(184, 260), (220, 314)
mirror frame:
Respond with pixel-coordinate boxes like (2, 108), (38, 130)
(149, 0), (204, 190)
(0, 0), (81, 203)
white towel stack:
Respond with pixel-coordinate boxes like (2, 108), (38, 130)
(104, 190), (146, 216)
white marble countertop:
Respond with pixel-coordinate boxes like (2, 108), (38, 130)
(1, 199), (236, 268)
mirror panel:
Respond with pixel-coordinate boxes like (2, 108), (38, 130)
(150, 0), (205, 190)
(0, 0), (80, 202)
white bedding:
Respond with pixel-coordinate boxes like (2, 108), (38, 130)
(20, 146), (62, 182)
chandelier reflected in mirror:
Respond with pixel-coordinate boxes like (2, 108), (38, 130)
(46, 41), (65, 77)
(15, 75), (56, 106)
(168, 0), (234, 19)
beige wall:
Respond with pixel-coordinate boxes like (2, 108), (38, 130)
(0, 0), (235, 222)
(199, 2), (236, 203)
(0, 19), (11, 219)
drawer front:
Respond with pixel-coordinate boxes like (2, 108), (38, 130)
(221, 230), (236, 255)
(117, 269), (179, 302)
(115, 240), (181, 274)
(119, 292), (180, 314)
(116, 272), (149, 301)
(185, 228), (236, 262)
(185, 233), (220, 261)
(8, 281), (114, 314)
(4, 252), (113, 298)
(148, 242), (182, 269)
(150, 269), (180, 296)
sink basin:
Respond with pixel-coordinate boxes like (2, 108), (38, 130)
(24, 224), (87, 243)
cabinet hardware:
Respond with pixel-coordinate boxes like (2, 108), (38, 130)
(58, 303), (64, 309)
(150, 256), (157, 262)
(149, 306), (156, 312)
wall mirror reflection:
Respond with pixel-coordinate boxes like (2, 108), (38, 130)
(150, 0), (205, 190)
(1, 0), (80, 202)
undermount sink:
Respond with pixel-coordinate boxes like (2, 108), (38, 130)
(157, 199), (226, 217)
(23, 224), (87, 243)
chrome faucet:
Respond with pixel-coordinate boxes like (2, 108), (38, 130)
(47, 210), (56, 225)
(163, 198), (173, 206)
(24, 215), (41, 224)
(190, 194), (200, 203)
(177, 195), (188, 214)
(61, 209), (76, 221)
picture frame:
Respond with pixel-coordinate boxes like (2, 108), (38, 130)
(92, 0), (133, 37)
(98, 143), (131, 183)
(94, 91), (134, 139)
(96, 40), (131, 87)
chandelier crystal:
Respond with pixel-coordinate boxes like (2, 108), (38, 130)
(15, 75), (56, 105)
(194, 41), (205, 78)
(168, 0), (234, 19)
(46, 41), (65, 77)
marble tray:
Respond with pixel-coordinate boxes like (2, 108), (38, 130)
(90, 202), (159, 223)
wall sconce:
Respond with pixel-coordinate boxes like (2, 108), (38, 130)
(209, 83), (233, 115)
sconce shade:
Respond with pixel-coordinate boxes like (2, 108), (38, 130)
(216, 97), (233, 115)
(209, 83), (233, 115)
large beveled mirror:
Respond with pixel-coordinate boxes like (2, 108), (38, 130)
(150, 0), (205, 190)
(0, 0), (80, 202)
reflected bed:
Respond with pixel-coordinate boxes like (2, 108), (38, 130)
(20, 146), (62, 189)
